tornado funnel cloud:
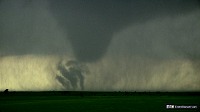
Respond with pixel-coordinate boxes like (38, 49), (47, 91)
(49, 0), (200, 62)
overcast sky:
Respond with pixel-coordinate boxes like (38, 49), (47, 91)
(0, 0), (200, 91)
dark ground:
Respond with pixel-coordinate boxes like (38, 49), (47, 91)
(0, 91), (199, 112)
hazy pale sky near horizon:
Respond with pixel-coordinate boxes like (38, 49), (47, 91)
(0, 0), (200, 91)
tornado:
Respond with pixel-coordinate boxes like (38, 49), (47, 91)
(49, 0), (200, 62)
(0, 0), (200, 91)
(56, 60), (88, 90)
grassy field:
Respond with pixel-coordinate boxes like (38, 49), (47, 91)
(0, 92), (199, 112)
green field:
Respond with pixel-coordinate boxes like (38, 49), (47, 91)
(0, 92), (199, 112)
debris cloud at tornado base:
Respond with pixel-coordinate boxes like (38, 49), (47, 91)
(56, 60), (88, 90)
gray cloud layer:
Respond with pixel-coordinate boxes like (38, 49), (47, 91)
(1, 0), (199, 62)
(0, 0), (72, 56)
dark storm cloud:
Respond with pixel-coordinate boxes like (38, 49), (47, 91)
(0, 0), (199, 61)
(0, 0), (71, 57)
(49, 0), (200, 62)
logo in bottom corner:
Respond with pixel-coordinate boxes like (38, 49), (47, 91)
(166, 105), (174, 109)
